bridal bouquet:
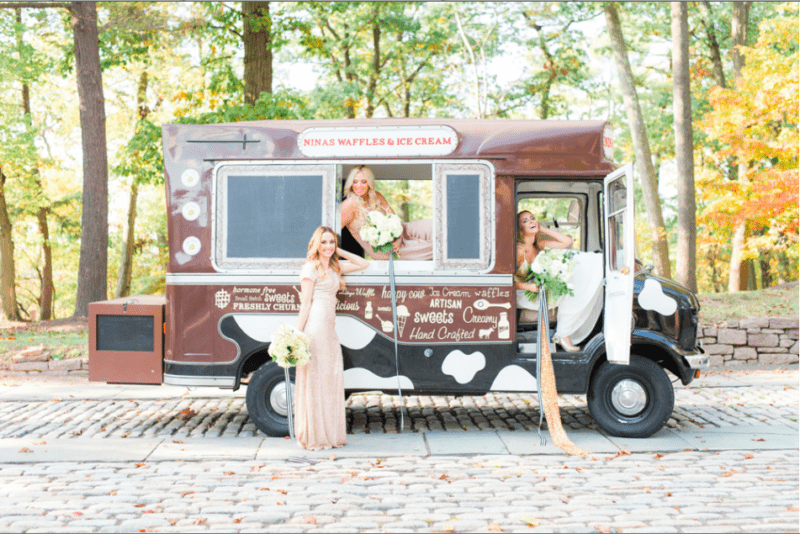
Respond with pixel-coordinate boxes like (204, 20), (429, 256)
(268, 324), (312, 368)
(525, 249), (576, 306)
(359, 210), (403, 258)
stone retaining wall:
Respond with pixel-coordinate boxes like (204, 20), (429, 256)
(699, 317), (799, 367)
(7, 345), (89, 376)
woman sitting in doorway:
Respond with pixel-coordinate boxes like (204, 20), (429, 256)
(515, 210), (604, 352)
(340, 165), (433, 260)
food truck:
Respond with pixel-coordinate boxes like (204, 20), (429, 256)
(88, 118), (707, 439)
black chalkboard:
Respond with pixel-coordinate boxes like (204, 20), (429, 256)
(96, 315), (154, 352)
(446, 174), (480, 259)
(227, 174), (322, 259)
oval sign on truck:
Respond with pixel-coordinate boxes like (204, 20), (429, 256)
(297, 125), (459, 158)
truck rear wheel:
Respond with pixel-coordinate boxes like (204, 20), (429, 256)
(587, 354), (673, 438)
(245, 362), (295, 437)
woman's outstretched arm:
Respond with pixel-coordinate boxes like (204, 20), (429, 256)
(338, 247), (369, 274)
(538, 225), (573, 250)
(296, 278), (315, 332)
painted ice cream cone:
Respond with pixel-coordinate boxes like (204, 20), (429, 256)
(396, 305), (410, 336)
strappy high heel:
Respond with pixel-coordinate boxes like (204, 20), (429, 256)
(552, 336), (580, 353)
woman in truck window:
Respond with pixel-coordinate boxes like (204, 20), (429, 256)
(295, 227), (368, 450)
(515, 210), (604, 352)
(340, 165), (433, 260)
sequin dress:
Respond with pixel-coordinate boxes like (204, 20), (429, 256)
(295, 262), (347, 450)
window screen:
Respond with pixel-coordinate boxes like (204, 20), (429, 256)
(226, 175), (322, 258)
(446, 174), (480, 259)
(434, 163), (492, 270)
(96, 315), (154, 352)
(215, 164), (336, 270)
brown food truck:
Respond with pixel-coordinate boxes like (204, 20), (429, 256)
(89, 118), (707, 439)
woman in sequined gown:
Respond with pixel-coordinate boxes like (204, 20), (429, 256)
(294, 227), (368, 450)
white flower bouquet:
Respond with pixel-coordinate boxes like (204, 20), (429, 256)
(525, 249), (576, 307)
(268, 324), (312, 368)
(359, 210), (403, 258)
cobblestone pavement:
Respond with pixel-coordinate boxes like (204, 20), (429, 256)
(0, 371), (797, 532)
(0, 450), (797, 533)
(0, 382), (796, 439)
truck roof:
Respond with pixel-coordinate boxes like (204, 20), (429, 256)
(162, 118), (616, 176)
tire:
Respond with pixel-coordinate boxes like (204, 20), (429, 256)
(587, 354), (674, 438)
(245, 362), (295, 437)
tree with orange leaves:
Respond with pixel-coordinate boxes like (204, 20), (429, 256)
(698, 2), (798, 289)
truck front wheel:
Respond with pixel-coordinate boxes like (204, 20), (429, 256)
(245, 362), (295, 437)
(587, 355), (674, 438)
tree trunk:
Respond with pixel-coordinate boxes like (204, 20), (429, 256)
(115, 180), (138, 299)
(365, 11), (381, 119)
(0, 167), (21, 321)
(115, 70), (149, 299)
(242, 1), (272, 106)
(72, 1), (109, 317)
(759, 255), (772, 289)
(698, 1), (726, 89)
(728, 1), (753, 292)
(604, 3), (671, 279)
(17, 9), (53, 320)
(728, 223), (747, 292)
(671, 2), (697, 293)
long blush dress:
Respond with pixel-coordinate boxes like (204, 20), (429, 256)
(295, 262), (347, 450)
(515, 251), (604, 345)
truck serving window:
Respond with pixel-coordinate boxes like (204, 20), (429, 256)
(214, 164), (336, 270)
(434, 163), (492, 270)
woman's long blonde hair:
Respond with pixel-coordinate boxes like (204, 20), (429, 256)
(307, 226), (345, 290)
(343, 165), (379, 211)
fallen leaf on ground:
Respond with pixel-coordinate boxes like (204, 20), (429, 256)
(488, 522), (503, 532)
(744, 453), (754, 459)
(18, 448), (32, 453)
(518, 516), (540, 527)
(329, 454), (336, 461)
(595, 525), (611, 534)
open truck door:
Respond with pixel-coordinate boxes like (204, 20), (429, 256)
(603, 163), (635, 365)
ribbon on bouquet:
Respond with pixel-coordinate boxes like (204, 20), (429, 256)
(535, 283), (551, 446)
(388, 254), (405, 433)
(535, 283), (589, 457)
(284, 368), (295, 442)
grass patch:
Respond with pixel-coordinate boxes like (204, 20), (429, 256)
(699, 283), (799, 325)
(0, 329), (88, 362)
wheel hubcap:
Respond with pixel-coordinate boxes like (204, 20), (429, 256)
(610, 379), (647, 416)
(269, 380), (294, 417)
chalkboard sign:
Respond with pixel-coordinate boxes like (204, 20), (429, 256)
(226, 174), (323, 258)
(96, 315), (154, 352)
(446, 174), (480, 259)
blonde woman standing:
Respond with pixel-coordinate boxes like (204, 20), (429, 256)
(340, 165), (433, 260)
(295, 226), (368, 450)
